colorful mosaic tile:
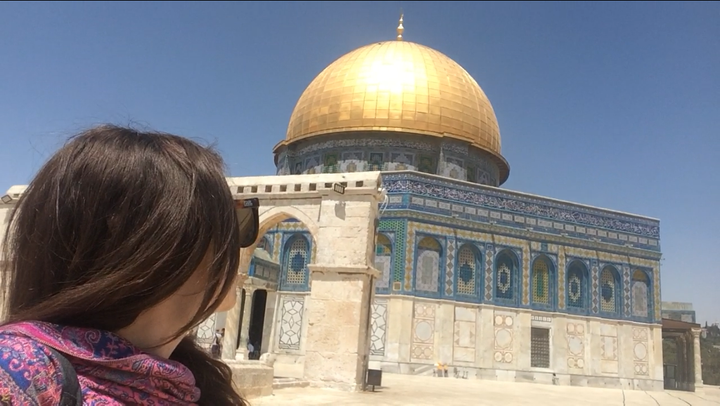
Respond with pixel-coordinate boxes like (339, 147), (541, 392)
(599, 266), (620, 314)
(531, 256), (551, 306)
(382, 173), (660, 239)
(445, 237), (456, 296)
(281, 236), (310, 290)
(415, 236), (443, 293)
(405, 226), (416, 291)
(558, 248), (566, 309)
(653, 268), (661, 321)
(485, 244), (494, 301)
(456, 244), (478, 296)
(378, 219), (407, 284)
(294, 137), (435, 157)
(522, 243), (530, 306)
(623, 265), (631, 317)
(273, 231), (282, 262)
(591, 263), (599, 313)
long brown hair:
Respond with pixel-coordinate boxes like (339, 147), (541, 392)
(1, 125), (247, 405)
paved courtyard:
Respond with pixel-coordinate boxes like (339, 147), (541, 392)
(252, 374), (720, 406)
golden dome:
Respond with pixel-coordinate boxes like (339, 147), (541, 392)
(278, 39), (507, 178)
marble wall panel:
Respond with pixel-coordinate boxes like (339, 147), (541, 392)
(600, 323), (619, 374)
(566, 321), (586, 371)
(453, 306), (476, 363)
(411, 302), (436, 361)
(633, 327), (650, 376)
(278, 295), (305, 351)
(370, 299), (388, 356)
(493, 310), (515, 365)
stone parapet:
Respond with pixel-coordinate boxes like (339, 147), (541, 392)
(227, 361), (274, 399)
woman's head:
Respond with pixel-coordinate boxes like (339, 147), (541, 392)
(1, 125), (241, 337)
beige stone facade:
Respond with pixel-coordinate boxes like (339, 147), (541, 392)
(369, 298), (663, 390)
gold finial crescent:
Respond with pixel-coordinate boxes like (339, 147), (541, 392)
(397, 13), (404, 41)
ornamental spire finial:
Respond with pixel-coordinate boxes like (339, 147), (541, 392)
(396, 13), (404, 41)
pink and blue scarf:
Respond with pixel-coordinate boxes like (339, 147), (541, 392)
(0, 321), (200, 405)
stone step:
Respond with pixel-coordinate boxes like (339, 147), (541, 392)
(273, 377), (310, 390)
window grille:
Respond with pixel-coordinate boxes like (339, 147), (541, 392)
(531, 327), (550, 368)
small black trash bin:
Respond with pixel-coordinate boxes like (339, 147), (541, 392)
(366, 369), (382, 391)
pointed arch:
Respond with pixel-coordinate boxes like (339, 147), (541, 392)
(531, 254), (555, 309)
(374, 233), (393, 291)
(494, 249), (519, 303)
(456, 243), (481, 297)
(599, 266), (621, 315)
(631, 269), (652, 319)
(280, 233), (311, 291)
(415, 236), (442, 295)
(567, 260), (589, 311)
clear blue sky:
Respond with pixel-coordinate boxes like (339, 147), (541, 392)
(1, 2), (717, 323)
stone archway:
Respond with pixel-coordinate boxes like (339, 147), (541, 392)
(222, 172), (384, 391)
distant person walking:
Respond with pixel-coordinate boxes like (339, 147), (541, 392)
(212, 329), (224, 358)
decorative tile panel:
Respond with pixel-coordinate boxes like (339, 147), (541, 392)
(415, 236), (443, 293)
(600, 324), (619, 374)
(522, 243), (530, 306)
(378, 219), (406, 284)
(273, 231), (282, 261)
(558, 248), (566, 309)
(631, 270), (650, 318)
(445, 237), (456, 296)
(381, 173), (661, 249)
(195, 313), (218, 351)
(294, 138), (435, 156)
(566, 322), (586, 370)
(411, 302), (436, 361)
(653, 268), (661, 321)
(632, 327), (649, 376)
(484, 244), (494, 301)
(591, 261), (599, 313)
(623, 265), (631, 317)
(493, 311), (515, 364)
(375, 233), (393, 290)
(453, 307), (476, 363)
(370, 299), (388, 356)
(456, 244), (478, 297)
(278, 296), (304, 350)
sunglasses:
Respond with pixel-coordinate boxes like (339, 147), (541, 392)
(236, 198), (260, 248)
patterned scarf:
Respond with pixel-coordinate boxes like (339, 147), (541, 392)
(0, 321), (200, 405)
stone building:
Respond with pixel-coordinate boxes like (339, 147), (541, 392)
(661, 302), (697, 324)
(223, 21), (671, 391)
(0, 20), (706, 393)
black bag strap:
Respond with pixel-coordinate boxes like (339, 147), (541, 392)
(46, 347), (83, 406)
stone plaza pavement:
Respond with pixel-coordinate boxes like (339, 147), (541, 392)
(251, 374), (720, 406)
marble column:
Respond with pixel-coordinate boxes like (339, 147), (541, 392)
(692, 328), (703, 391)
(222, 274), (248, 360)
(679, 335), (688, 391)
(237, 286), (257, 360)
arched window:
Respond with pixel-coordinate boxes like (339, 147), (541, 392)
(631, 270), (651, 318)
(415, 237), (442, 293)
(567, 261), (588, 310)
(531, 256), (554, 308)
(375, 234), (393, 290)
(257, 236), (270, 252)
(283, 236), (309, 287)
(495, 250), (517, 301)
(457, 244), (480, 296)
(600, 266), (621, 314)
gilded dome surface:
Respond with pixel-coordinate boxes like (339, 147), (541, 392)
(280, 40), (504, 162)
